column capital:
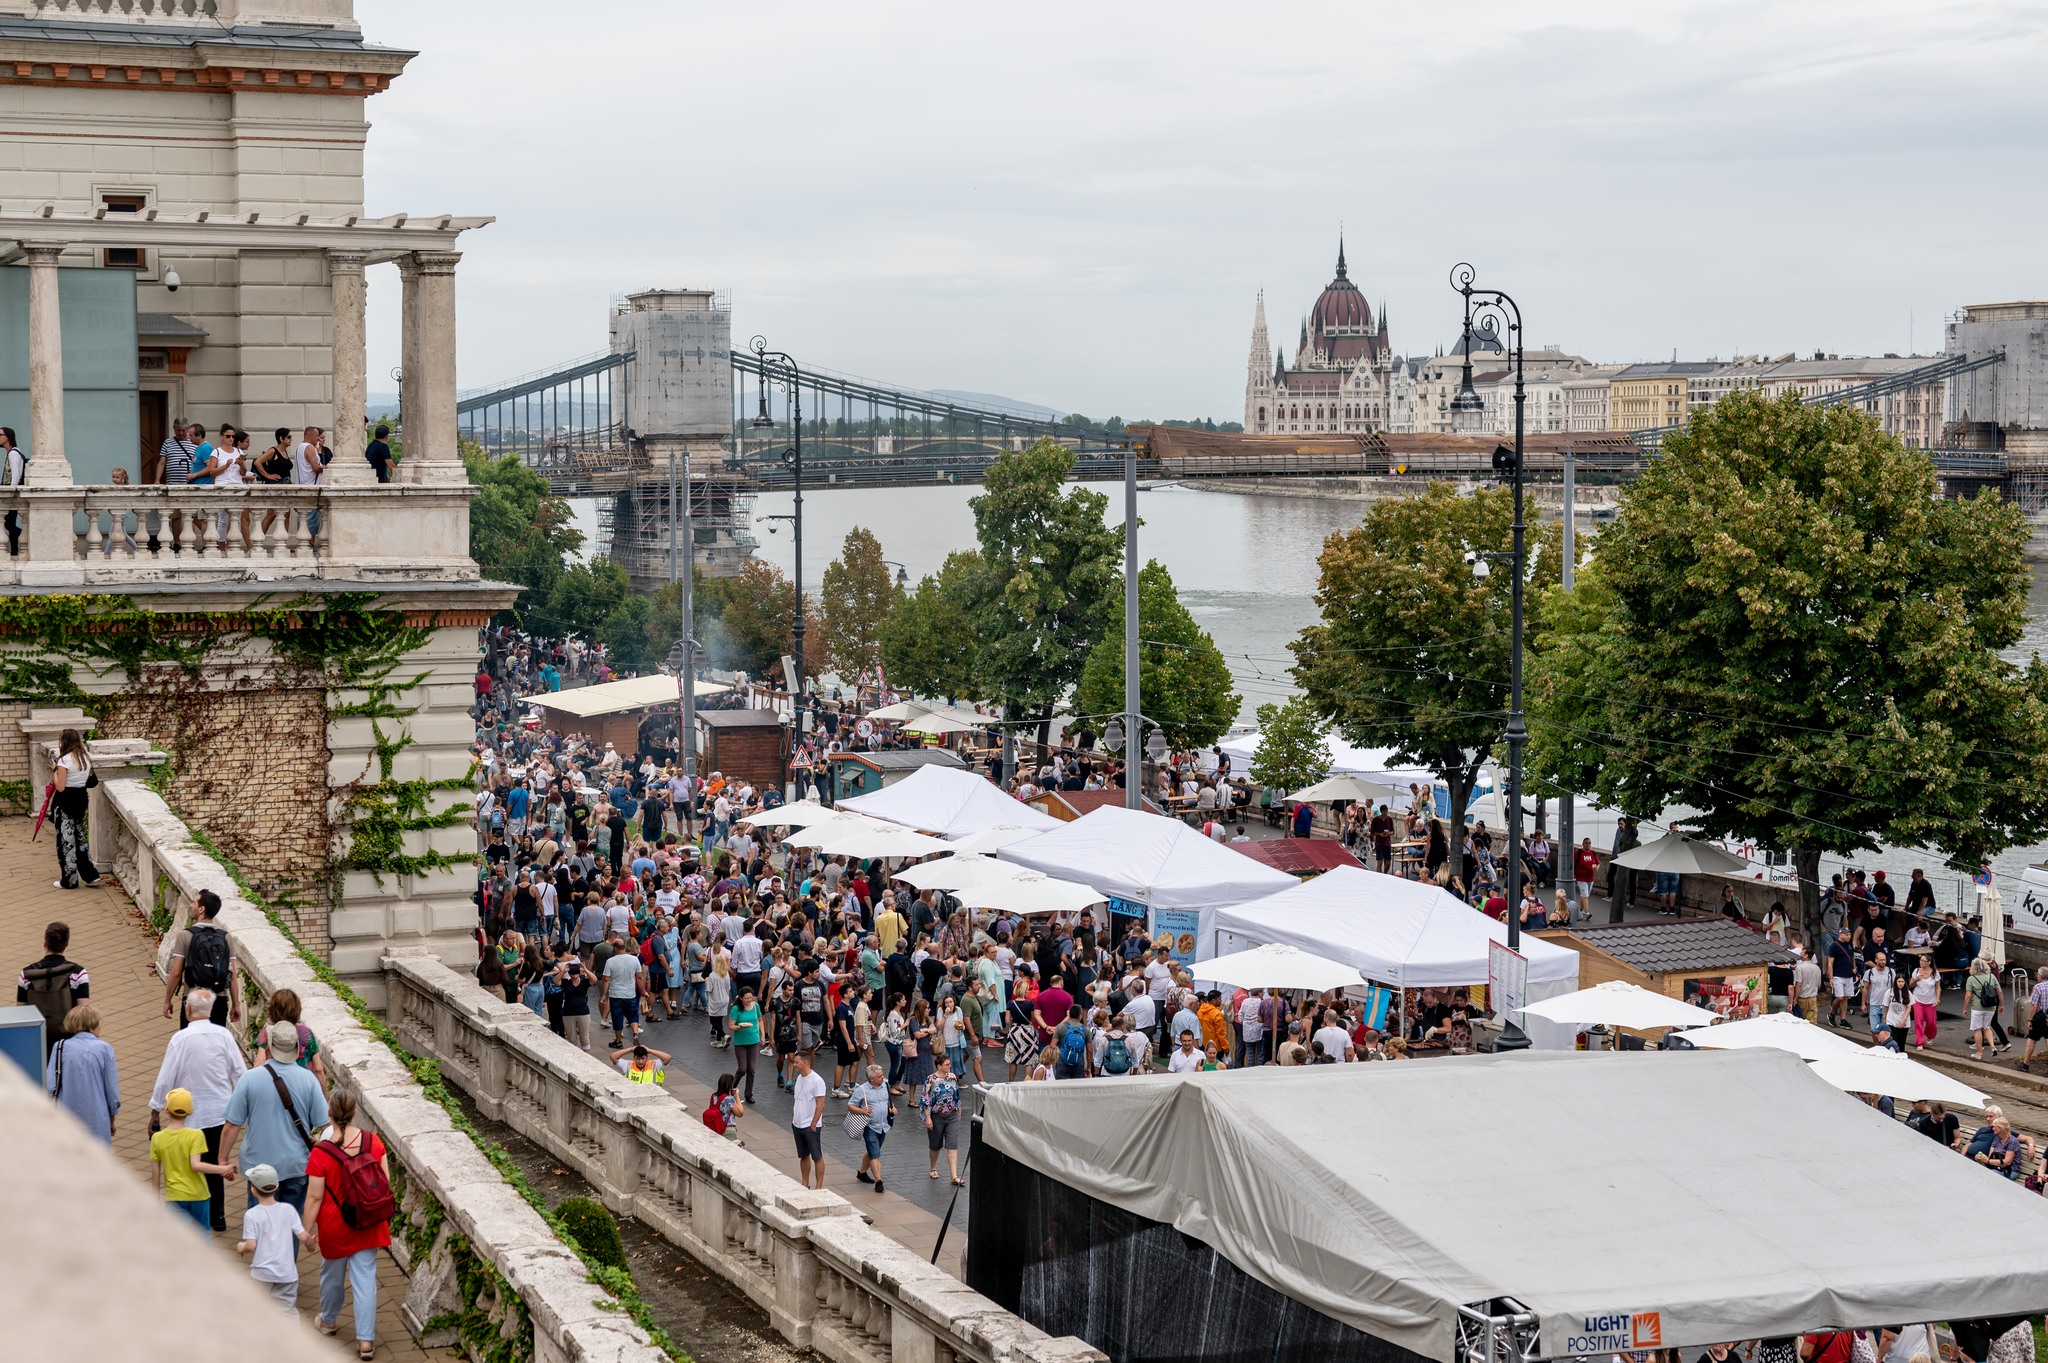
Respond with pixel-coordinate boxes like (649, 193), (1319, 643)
(18, 241), (65, 264)
(411, 250), (462, 277)
(326, 248), (369, 275)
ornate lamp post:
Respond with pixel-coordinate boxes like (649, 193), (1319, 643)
(1451, 263), (1528, 957)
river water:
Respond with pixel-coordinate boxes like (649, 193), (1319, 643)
(574, 483), (2048, 913)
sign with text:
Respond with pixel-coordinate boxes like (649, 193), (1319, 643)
(1488, 940), (1528, 1020)
(1153, 907), (1201, 967)
(2013, 868), (2048, 942)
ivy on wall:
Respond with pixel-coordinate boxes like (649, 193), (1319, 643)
(0, 591), (476, 903)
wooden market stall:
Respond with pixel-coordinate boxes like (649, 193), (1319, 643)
(1535, 917), (1793, 1023)
(826, 747), (965, 802)
(523, 674), (731, 757)
(696, 709), (790, 794)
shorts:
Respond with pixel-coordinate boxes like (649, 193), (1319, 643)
(861, 1127), (887, 1160)
(1970, 1009), (1996, 1031)
(1830, 977), (1855, 999)
(800, 1020), (825, 1051)
(610, 997), (640, 1031)
(792, 1125), (823, 1161)
(835, 1046), (861, 1068)
(1654, 873), (1681, 896)
(2030, 1010), (2048, 1041)
(926, 1114), (959, 1151)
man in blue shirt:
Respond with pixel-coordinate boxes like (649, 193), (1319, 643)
(219, 1022), (329, 1236)
(505, 783), (530, 837)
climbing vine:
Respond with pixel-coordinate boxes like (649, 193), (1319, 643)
(0, 591), (476, 902)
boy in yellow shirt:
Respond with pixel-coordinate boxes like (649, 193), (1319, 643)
(149, 1087), (236, 1233)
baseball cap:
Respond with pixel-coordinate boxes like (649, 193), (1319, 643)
(164, 1087), (194, 1117)
(246, 1163), (281, 1192)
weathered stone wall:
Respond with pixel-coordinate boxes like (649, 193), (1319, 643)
(96, 681), (334, 950)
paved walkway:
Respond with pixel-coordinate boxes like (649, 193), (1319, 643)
(637, 1009), (969, 1279)
(0, 818), (452, 1362)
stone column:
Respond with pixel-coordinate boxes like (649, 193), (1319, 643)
(324, 250), (372, 485)
(396, 253), (421, 482)
(22, 243), (70, 487)
(409, 250), (465, 485)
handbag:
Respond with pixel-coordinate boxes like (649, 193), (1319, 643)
(843, 1108), (868, 1141)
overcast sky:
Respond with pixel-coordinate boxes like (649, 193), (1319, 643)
(357, 0), (2048, 421)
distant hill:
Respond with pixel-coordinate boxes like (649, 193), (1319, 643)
(927, 389), (1067, 420)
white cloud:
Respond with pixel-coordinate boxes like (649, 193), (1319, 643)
(360, 0), (2048, 418)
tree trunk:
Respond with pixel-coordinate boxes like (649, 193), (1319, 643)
(1795, 846), (1824, 951)
(1442, 762), (1472, 890)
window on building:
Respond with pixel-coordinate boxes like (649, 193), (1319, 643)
(101, 194), (147, 268)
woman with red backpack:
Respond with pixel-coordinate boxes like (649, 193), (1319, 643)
(302, 1089), (393, 1359)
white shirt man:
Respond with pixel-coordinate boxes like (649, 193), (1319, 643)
(1143, 957), (1173, 1003)
(290, 427), (328, 484)
(728, 830), (757, 863)
(1167, 1035), (1203, 1073)
(148, 992), (247, 1130)
(1124, 990), (1158, 1036)
(732, 932), (765, 975)
(1313, 1022), (1355, 1062)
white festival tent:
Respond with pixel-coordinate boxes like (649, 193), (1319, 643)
(979, 1049), (2048, 1363)
(1206, 866), (1582, 1050)
(998, 805), (1296, 948)
(891, 853), (1025, 892)
(839, 764), (1061, 839)
(946, 823), (1045, 855)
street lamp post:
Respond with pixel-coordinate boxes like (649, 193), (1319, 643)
(1451, 263), (1528, 957)
(1124, 439), (1140, 810)
(751, 337), (808, 752)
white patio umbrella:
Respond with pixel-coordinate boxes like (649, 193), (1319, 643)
(1807, 1049), (1988, 1105)
(1980, 884), (2007, 970)
(1194, 943), (1366, 994)
(954, 869), (1105, 916)
(1610, 835), (1753, 875)
(736, 799), (842, 829)
(947, 823), (1045, 855)
(818, 823), (955, 859)
(864, 701), (930, 722)
(891, 853), (1025, 892)
(1286, 773), (1401, 807)
(1682, 1010), (1865, 1062)
(1517, 980), (1722, 1031)
(901, 711), (986, 736)
(782, 812), (892, 849)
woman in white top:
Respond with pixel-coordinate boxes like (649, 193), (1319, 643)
(51, 728), (101, 890)
(212, 429), (251, 550)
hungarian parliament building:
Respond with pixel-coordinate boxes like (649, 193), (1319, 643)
(1241, 241), (1947, 448)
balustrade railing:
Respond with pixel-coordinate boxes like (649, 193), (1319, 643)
(94, 778), (667, 1363)
(384, 952), (1109, 1363)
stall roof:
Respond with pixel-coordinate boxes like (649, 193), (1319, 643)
(524, 674), (729, 719)
(1210, 865), (1581, 987)
(1030, 789), (1165, 819)
(1231, 837), (1362, 876)
(980, 1049), (2048, 1363)
(999, 805), (1295, 914)
(1568, 918), (1793, 973)
(696, 709), (785, 729)
(838, 763), (1060, 838)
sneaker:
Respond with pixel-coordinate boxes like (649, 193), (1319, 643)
(856, 1171), (873, 1184)
(873, 1180), (884, 1194)
(2018, 1062), (2032, 1073)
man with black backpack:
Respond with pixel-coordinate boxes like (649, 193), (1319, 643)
(16, 920), (88, 1062)
(162, 889), (240, 1030)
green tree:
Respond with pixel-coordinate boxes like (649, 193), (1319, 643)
(969, 440), (1123, 741)
(819, 526), (903, 679)
(463, 440), (583, 619)
(1530, 388), (2048, 938)
(1250, 695), (1333, 793)
(687, 558), (812, 679)
(880, 551), (991, 700)
(1074, 559), (1240, 749)
(1291, 480), (1560, 829)
(529, 557), (633, 645)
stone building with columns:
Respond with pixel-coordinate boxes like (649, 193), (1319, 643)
(0, 0), (511, 1003)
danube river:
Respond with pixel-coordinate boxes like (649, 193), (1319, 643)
(576, 482), (2048, 912)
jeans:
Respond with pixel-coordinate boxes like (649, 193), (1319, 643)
(168, 1197), (212, 1233)
(682, 979), (707, 1011)
(522, 981), (546, 1019)
(885, 1040), (904, 1086)
(1869, 1003), (1885, 1033)
(948, 1044), (967, 1077)
(319, 1247), (379, 1342)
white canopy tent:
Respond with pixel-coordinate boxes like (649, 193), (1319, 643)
(891, 853), (1024, 893)
(977, 1049), (2048, 1363)
(946, 823), (1045, 855)
(1207, 866), (1581, 1049)
(839, 764), (1061, 839)
(1682, 1010), (1866, 1062)
(999, 806), (1296, 949)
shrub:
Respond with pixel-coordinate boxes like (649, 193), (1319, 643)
(554, 1196), (627, 1272)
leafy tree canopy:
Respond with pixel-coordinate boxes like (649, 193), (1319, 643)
(881, 551), (992, 702)
(1291, 480), (1559, 820)
(1529, 389), (2048, 923)
(1075, 559), (1240, 749)
(819, 526), (903, 678)
(1251, 694), (1333, 793)
(464, 441), (583, 618)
